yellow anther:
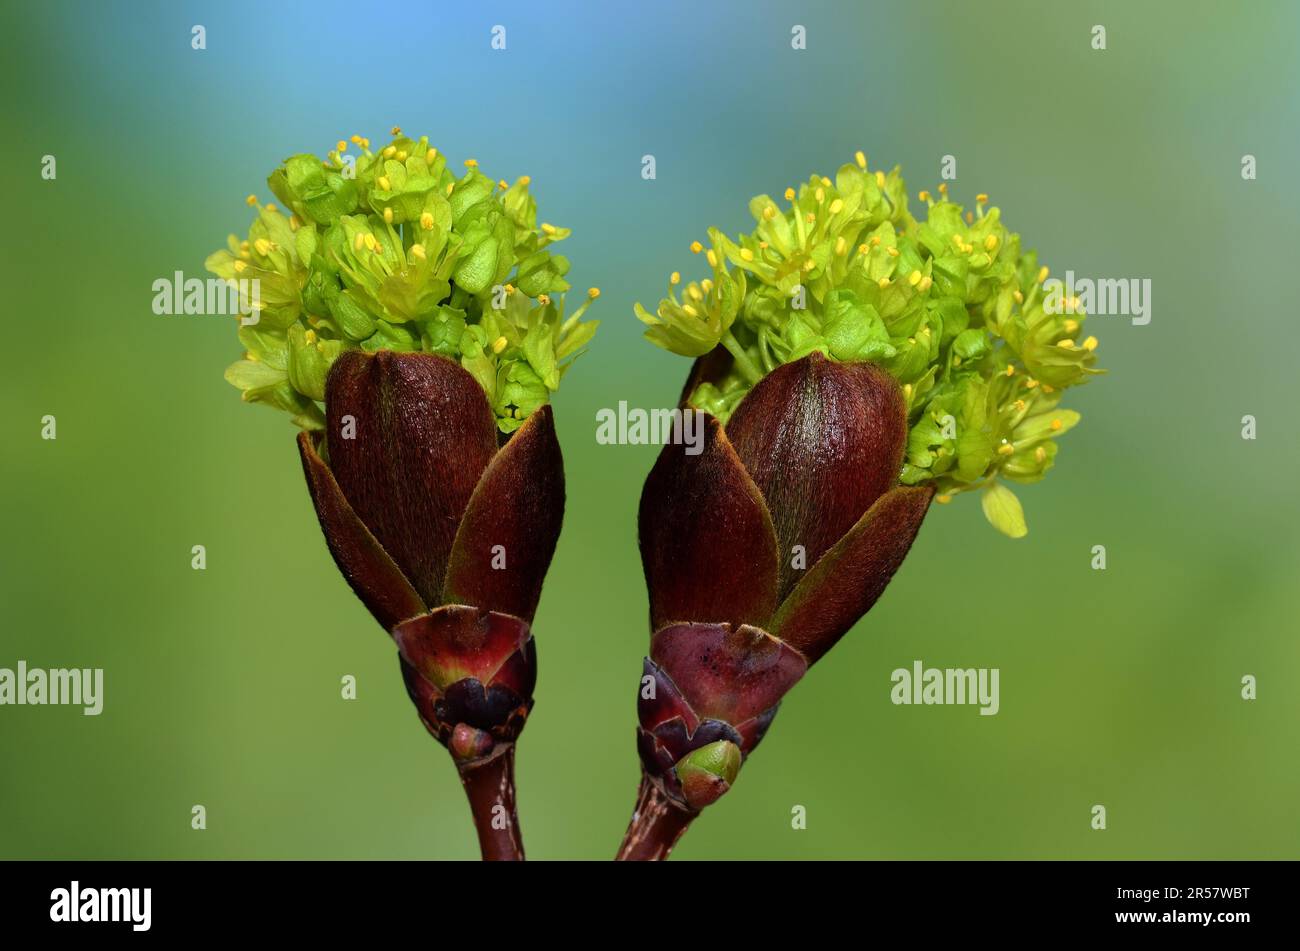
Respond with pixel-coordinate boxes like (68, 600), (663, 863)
(858, 244), (869, 255)
(383, 145), (397, 158)
(337, 140), (347, 152)
(505, 283), (515, 294)
(360, 138), (370, 149)
(700, 279), (713, 292)
(706, 249), (718, 268)
(377, 175), (391, 191)
(965, 212), (974, 223)
(245, 194), (258, 206)
(938, 183), (948, 195)
(984, 234), (998, 252)
(688, 285), (703, 301)
(1025, 378), (1039, 389)
(1058, 339), (1075, 349)
(1063, 319), (1079, 334)
(902, 383), (913, 399)
(426, 148), (438, 164)
(918, 275), (932, 292)
(1014, 399), (1026, 412)
(492, 335), (509, 354)
(395, 150), (407, 162)
(829, 198), (844, 215)
(1050, 418), (1063, 431)
(446, 183), (455, 195)
(351, 135), (363, 145)
(878, 277), (891, 289)
(304, 329), (317, 345)
(538, 294), (551, 305)
(855, 150), (867, 168)
(390, 125), (402, 135)
(670, 271), (681, 285)
(976, 193), (989, 203)
(935, 494), (953, 504)
(682, 304), (699, 318)
(1037, 265), (1049, 283)
(1005, 365), (1015, 377)
(918, 190), (931, 202)
(1013, 289), (1024, 304)
(690, 240), (703, 254)
(1035, 446), (1047, 463)
(1083, 336), (1098, 351)
(997, 443), (1015, 456)
(518, 175), (530, 186)
(233, 260), (247, 273)
(289, 215), (300, 231)
(759, 241), (768, 249)
(805, 212), (816, 223)
(763, 205), (777, 221)
(875, 170), (886, 188)
(952, 234), (964, 248)
(802, 258), (815, 272)
(784, 187), (796, 201)
(498, 179), (508, 190)
(464, 158), (478, 168)
(740, 248), (754, 261)
(835, 236), (847, 255)
(254, 238), (273, 256)
(541, 222), (558, 235)
(1042, 384), (1055, 393)
(870, 235), (882, 247)
(887, 246), (899, 257)
(588, 287), (601, 299)
(365, 234), (379, 252)
(411, 244), (427, 261)
(910, 271), (926, 288)
(815, 187), (825, 203)
(383, 207), (394, 224)
(264, 203), (277, 213)
(420, 211), (434, 230)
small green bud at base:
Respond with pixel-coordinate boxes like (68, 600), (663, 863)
(674, 740), (742, 811)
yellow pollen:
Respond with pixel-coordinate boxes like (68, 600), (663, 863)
(419, 212), (434, 230)
(1051, 418), (1063, 431)
(706, 250), (718, 268)
(390, 125), (402, 135)
(538, 294), (551, 305)
(701, 279), (713, 292)
(998, 443), (1015, 456)
(1025, 378), (1039, 389)
(829, 198), (844, 215)
(690, 241), (703, 253)
(887, 246), (899, 257)
(875, 170), (886, 188)
(492, 336), (508, 354)
(336, 140), (347, 152)
(984, 234), (998, 251)
(870, 235), (882, 247)
(1014, 399), (1026, 411)
(1042, 384), (1055, 393)
(688, 286), (703, 301)
(518, 175), (530, 186)
(1005, 365), (1015, 377)
(304, 329), (317, 345)
(245, 194), (257, 206)
(1058, 339), (1075, 349)
(233, 260), (246, 273)
(254, 238), (272, 256)
(1083, 336), (1098, 351)
(382, 145), (397, 158)
(815, 187), (825, 203)
(588, 287), (600, 299)
(541, 223), (557, 235)
(805, 212), (815, 224)
(395, 150), (407, 162)
(763, 205), (777, 220)
(936, 494), (953, 504)
(784, 187), (796, 201)
(878, 277), (891, 289)
(858, 244), (869, 255)
(759, 241), (768, 249)
(426, 148), (438, 163)
(1064, 319), (1079, 334)
(670, 271), (681, 285)
(918, 275), (932, 292)
(264, 203), (277, 213)
(360, 138), (370, 149)
(505, 283), (515, 294)
(938, 183), (948, 195)
(351, 135), (363, 145)
(855, 150), (866, 168)
(1037, 266), (1049, 283)
(918, 190), (931, 202)
(411, 244), (426, 260)
(498, 179), (509, 190)
(377, 175), (391, 191)
(682, 304), (699, 318)
(465, 158), (478, 168)
(740, 248), (754, 261)
(383, 207), (394, 224)
(976, 193), (989, 203)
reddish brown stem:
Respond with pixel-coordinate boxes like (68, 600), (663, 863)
(457, 745), (525, 861)
(616, 773), (696, 861)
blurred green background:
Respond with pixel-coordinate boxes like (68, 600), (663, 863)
(1, 0), (1297, 860)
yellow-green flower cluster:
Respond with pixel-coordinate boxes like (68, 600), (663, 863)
(635, 154), (1102, 536)
(208, 130), (599, 433)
